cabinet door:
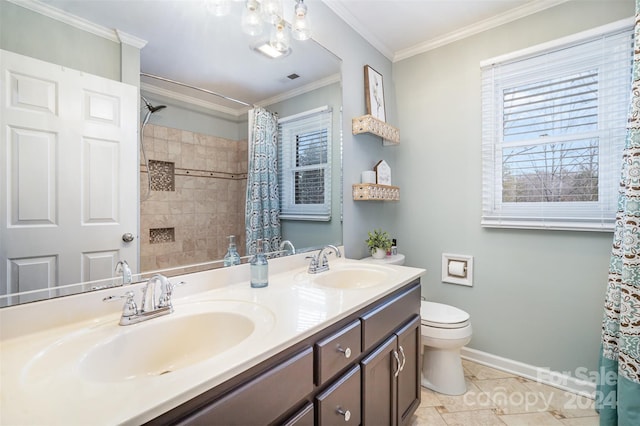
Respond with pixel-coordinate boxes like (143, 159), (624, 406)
(395, 316), (421, 426)
(360, 335), (398, 426)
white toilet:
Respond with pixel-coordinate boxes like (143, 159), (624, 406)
(420, 301), (472, 395)
(360, 254), (471, 395)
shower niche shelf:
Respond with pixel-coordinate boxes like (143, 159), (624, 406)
(352, 115), (400, 145)
(352, 183), (400, 201)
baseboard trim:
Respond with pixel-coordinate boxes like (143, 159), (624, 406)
(460, 347), (596, 399)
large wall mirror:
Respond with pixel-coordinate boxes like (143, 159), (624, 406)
(0, 0), (342, 307)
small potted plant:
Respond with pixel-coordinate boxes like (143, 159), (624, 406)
(366, 228), (392, 259)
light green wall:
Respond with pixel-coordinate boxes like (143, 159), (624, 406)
(268, 82), (343, 249)
(392, 0), (634, 375)
(310, 1), (399, 259)
(0, 0), (121, 80)
(139, 92), (247, 142)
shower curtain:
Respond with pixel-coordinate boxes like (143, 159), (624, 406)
(596, 3), (640, 425)
(245, 107), (281, 255)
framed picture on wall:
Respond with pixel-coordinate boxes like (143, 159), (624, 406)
(364, 65), (386, 122)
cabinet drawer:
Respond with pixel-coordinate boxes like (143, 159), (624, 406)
(360, 283), (420, 352)
(178, 347), (313, 425)
(315, 320), (361, 385)
(282, 403), (314, 426)
(316, 365), (361, 426)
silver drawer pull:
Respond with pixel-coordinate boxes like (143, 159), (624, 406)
(399, 346), (406, 372)
(392, 349), (401, 378)
(337, 345), (352, 359)
(336, 407), (351, 422)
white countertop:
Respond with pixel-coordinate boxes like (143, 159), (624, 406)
(0, 253), (425, 425)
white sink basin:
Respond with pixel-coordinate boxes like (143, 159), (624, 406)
(312, 264), (392, 289)
(24, 300), (274, 383)
(79, 311), (254, 382)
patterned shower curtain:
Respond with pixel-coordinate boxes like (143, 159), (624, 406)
(245, 107), (281, 255)
(596, 3), (640, 425)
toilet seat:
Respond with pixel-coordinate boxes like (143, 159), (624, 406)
(421, 301), (470, 329)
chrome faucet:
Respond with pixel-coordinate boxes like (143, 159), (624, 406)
(279, 240), (296, 256)
(307, 245), (342, 274)
(104, 274), (185, 326)
(115, 260), (132, 285)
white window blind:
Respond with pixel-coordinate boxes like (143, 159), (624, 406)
(481, 19), (633, 231)
(279, 106), (332, 220)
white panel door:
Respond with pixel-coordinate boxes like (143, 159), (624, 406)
(0, 49), (138, 296)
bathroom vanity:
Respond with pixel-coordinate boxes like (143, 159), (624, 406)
(150, 279), (421, 425)
(0, 252), (425, 425)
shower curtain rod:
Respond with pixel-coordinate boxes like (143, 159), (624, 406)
(140, 72), (254, 108)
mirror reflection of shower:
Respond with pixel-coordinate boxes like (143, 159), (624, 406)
(140, 95), (167, 201)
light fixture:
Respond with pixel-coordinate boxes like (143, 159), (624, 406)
(241, 0), (263, 36)
(205, 0), (231, 17)
(269, 17), (291, 54)
(238, 0), (312, 59)
(261, 0), (283, 25)
(291, 0), (311, 41)
(253, 42), (290, 59)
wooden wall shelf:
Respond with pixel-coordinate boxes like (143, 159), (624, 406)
(352, 183), (400, 201)
(352, 115), (400, 145)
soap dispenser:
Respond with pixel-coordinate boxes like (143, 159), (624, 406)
(223, 235), (241, 267)
(250, 239), (268, 288)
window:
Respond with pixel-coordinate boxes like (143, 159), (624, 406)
(279, 106), (332, 220)
(481, 19), (633, 231)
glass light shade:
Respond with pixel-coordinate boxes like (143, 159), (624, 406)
(241, 0), (263, 36)
(205, 0), (230, 17)
(291, 1), (311, 41)
(261, 0), (283, 24)
(269, 19), (290, 54)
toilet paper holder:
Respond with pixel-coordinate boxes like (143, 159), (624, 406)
(442, 253), (473, 286)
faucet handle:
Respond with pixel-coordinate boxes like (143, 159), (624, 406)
(103, 291), (138, 317)
(158, 280), (186, 308)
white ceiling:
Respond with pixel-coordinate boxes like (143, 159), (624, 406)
(29, 0), (569, 113)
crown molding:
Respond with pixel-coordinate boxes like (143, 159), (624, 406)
(140, 82), (247, 117)
(7, 0), (147, 48)
(394, 0), (571, 62)
(321, 0), (395, 60)
(255, 73), (341, 107)
(142, 72), (341, 117)
(116, 29), (147, 49)
(323, 0), (572, 63)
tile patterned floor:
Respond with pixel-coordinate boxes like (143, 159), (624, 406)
(410, 360), (599, 426)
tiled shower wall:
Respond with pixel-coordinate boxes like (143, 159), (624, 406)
(140, 123), (247, 272)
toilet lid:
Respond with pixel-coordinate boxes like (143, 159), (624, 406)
(421, 301), (470, 329)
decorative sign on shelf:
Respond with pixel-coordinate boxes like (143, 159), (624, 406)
(364, 65), (386, 122)
(374, 160), (391, 185)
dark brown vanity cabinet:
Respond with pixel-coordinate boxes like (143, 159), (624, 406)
(150, 280), (421, 426)
(361, 316), (421, 426)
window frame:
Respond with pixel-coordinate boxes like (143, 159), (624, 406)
(278, 106), (332, 221)
(480, 18), (634, 231)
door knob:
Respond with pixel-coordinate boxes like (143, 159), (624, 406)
(122, 233), (135, 243)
